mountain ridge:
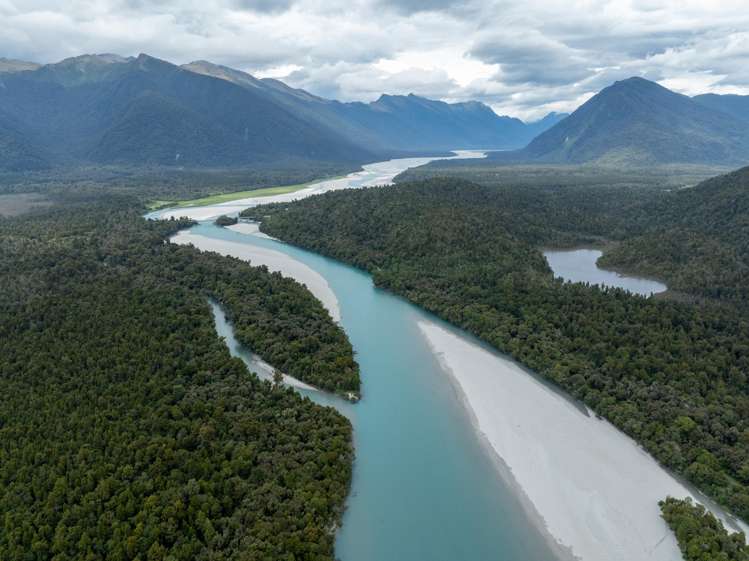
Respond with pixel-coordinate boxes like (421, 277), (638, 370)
(693, 93), (749, 123)
(493, 77), (749, 166)
(0, 53), (562, 171)
(180, 60), (563, 152)
(0, 53), (377, 169)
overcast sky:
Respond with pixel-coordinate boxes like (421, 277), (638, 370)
(2, 0), (748, 120)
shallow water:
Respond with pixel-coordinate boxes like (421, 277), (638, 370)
(544, 248), (667, 296)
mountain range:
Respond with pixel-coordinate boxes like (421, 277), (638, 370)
(2, 53), (749, 171)
(0, 54), (561, 171)
(494, 77), (749, 166)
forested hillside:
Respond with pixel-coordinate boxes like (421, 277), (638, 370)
(600, 165), (749, 304)
(694, 93), (749, 123)
(0, 54), (373, 170)
(243, 178), (749, 521)
(398, 160), (749, 306)
(184, 61), (563, 152)
(0, 197), (358, 560)
(491, 77), (749, 166)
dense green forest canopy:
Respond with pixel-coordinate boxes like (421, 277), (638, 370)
(243, 177), (749, 521)
(660, 498), (749, 561)
(0, 195), (358, 560)
(399, 162), (749, 306)
(599, 166), (749, 304)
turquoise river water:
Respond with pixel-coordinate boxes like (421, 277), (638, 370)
(150, 153), (715, 561)
(195, 221), (561, 561)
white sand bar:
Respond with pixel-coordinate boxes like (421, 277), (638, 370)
(419, 319), (748, 561)
(225, 222), (274, 239)
(171, 230), (341, 322)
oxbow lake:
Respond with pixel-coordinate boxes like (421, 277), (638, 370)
(543, 248), (667, 296)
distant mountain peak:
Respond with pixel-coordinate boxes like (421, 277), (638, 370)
(55, 53), (131, 67)
(134, 53), (174, 69)
(517, 76), (749, 165)
(615, 76), (654, 85)
(693, 92), (749, 123)
(29, 53), (135, 86)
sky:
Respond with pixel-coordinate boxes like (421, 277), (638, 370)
(1, 0), (748, 120)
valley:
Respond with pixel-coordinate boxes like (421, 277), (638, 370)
(241, 172), (749, 553)
(150, 154), (746, 561)
(3, 24), (749, 561)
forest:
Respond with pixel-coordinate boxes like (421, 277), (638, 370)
(599, 166), (749, 305)
(0, 193), (358, 560)
(660, 498), (749, 561)
(0, 161), (355, 204)
(398, 162), (749, 306)
(243, 177), (749, 522)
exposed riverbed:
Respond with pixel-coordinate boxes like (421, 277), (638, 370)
(149, 150), (486, 221)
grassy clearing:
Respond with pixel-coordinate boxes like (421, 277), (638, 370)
(145, 200), (174, 211)
(151, 175), (345, 210)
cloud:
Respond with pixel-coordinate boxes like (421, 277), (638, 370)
(2, 0), (749, 120)
(232, 0), (296, 13)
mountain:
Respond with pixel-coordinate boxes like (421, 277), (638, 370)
(0, 58), (40, 73)
(0, 54), (561, 171)
(693, 93), (749, 123)
(502, 77), (749, 165)
(0, 111), (50, 170)
(181, 60), (558, 151)
(0, 54), (375, 170)
(523, 112), (568, 138)
(337, 93), (546, 151)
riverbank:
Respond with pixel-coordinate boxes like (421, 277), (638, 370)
(170, 229), (341, 322)
(418, 319), (748, 561)
(209, 301), (317, 391)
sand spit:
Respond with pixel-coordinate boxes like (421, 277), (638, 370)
(225, 221), (275, 239)
(418, 319), (747, 561)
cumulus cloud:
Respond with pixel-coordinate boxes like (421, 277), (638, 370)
(1, 0), (749, 120)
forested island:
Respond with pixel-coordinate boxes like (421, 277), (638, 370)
(242, 175), (749, 523)
(0, 193), (358, 560)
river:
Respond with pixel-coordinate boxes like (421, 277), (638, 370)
(151, 154), (747, 561)
(149, 150), (486, 221)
